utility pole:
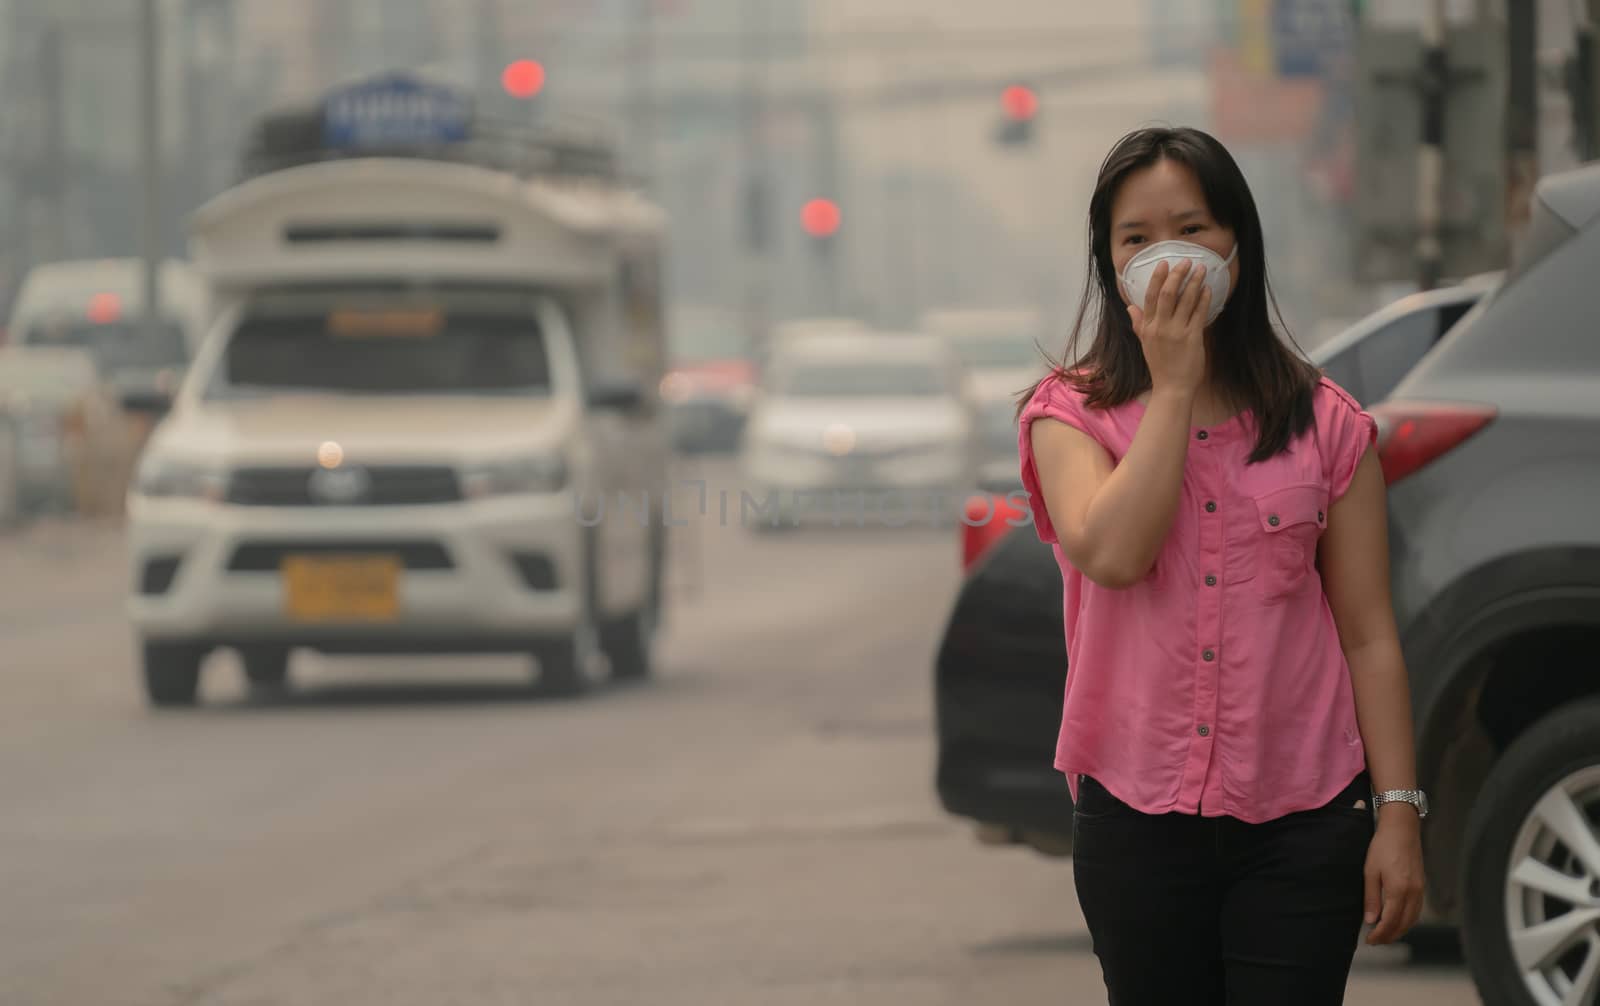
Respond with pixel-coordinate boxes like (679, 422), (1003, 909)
(474, 0), (501, 102)
(739, 0), (771, 358)
(140, 0), (164, 343)
(810, 96), (844, 316)
(627, 0), (657, 190)
(1416, 0), (1448, 291)
(40, 21), (67, 266)
(1575, 0), (1600, 162)
(1506, 0), (1539, 251)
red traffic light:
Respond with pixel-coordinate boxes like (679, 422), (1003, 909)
(800, 198), (842, 239)
(502, 59), (546, 99)
(86, 292), (123, 324)
(1001, 84), (1039, 122)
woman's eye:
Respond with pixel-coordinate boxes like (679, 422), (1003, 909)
(1125, 235), (1145, 246)
(1181, 224), (1204, 235)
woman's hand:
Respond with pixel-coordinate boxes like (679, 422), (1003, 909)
(1363, 809), (1425, 945)
(1127, 260), (1210, 397)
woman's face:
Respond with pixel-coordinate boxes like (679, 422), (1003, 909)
(1108, 158), (1240, 308)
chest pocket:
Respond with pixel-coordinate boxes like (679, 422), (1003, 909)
(1247, 483), (1329, 602)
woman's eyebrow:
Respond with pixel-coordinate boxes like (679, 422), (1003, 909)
(1116, 209), (1206, 231)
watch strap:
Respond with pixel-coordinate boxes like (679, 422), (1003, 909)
(1373, 789), (1427, 817)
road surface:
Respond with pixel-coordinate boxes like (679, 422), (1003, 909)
(0, 460), (1478, 1004)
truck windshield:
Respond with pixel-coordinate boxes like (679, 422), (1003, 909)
(210, 291), (552, 398)
(776, 361), (950, 397)
(23, 319), (189, 372)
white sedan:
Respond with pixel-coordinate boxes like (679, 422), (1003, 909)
(739, 334), (978, 529)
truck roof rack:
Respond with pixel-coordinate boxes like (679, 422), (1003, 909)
(239, 99), (621, 185)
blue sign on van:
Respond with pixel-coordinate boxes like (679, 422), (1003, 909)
(322, 74), (471, 149)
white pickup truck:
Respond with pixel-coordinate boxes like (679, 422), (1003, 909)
(126, 153), (670, 706)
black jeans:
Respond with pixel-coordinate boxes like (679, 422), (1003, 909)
(1072, 771), (1374, 1006)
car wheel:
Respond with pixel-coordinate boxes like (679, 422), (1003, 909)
(532, 617), (602, 698)
(0, 418), (20, 528)
(533, 528), (603, 698)
(1463, 701), (1600, 1006)
(747, 512), (795, 535)
(142, 642), (206, 708)
(1401, 923), (1463, 964)
(603, 601), (656, 682)
(606, 529), (663, 681)
(240, 647), (291, 691)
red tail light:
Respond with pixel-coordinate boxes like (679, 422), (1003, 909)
(961, 493), (1027, 571)
(1370, 401), (1496, 485)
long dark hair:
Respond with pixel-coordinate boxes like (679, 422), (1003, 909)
(1021, 126), (1317, 464)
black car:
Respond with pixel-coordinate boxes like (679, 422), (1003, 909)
(934, 278), (1492, 858)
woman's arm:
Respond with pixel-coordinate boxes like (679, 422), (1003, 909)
(1027, 260), (1208, 589)
(1029, 388), (1195, 588)
(1319, 447), (1425, 945)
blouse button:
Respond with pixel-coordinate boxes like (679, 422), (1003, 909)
(1197, 430), (1209, 441)
(1268, 514), (1281, 527)
(1205, 501), (1217, 513)
(1202, 649), (1215, 662)
(1318, 510), (1325, 522)
(1205, 574), (1217, 587)
(1197, 725), (1211, 737)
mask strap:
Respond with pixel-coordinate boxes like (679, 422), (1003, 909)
(1222, 244), (1238, 266)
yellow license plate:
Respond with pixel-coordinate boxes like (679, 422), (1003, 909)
(281, 555), (401, 622)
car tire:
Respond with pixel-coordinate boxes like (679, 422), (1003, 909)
(0, 418), (20, 528)
(1462, 700), (1600, 1006)
(142, 642), (206, 708)
(1400, 923), (1462, 964)
(533, 529), (602, 698)
(240, 647), (291, 691)
(606, 528), (663, 682)
(603, 604), (655, 682)
(747, 514), (795, 535)
(532, 618), (601, 698)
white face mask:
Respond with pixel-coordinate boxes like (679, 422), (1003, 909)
(1118, 240), (1237, 326)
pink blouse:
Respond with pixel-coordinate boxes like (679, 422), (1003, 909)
(1017, 374), (1378, 824)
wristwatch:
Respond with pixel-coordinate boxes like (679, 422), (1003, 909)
(1372, 789), (1429, 819)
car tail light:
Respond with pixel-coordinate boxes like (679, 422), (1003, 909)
(961, 493), (1026, 571)
(1370, 401), (1496, 485)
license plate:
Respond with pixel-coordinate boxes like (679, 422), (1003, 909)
(281, 555), (401, 622)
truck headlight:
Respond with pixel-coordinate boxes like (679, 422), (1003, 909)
(133, 457), (225, 500)
(462, 455), (569, 498)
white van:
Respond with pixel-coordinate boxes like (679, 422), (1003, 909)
(126, 155), (669, 706)
(7, 258), (207, 411)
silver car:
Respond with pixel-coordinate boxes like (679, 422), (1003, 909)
(739, 332), (978, 529)
(1367, 162), (1600, 1004)
(921, 309), (1048, 492)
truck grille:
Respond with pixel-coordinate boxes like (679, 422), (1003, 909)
(226, 540), (454, 571)
(226, 466), (462, 506)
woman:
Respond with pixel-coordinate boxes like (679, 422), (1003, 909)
(1017, 126), (1425, 1004)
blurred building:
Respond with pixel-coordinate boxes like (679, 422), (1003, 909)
(2, 0), (1592, 341)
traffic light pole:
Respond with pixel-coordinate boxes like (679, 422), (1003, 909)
(1506, 0), (1539, 250)
(627, 0), (657, 189)
(1576, 1), (1600, 162)
(140, 0), (164, 345)
(738, 0), (772, 359)
(1416, 0), (1447, 291)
